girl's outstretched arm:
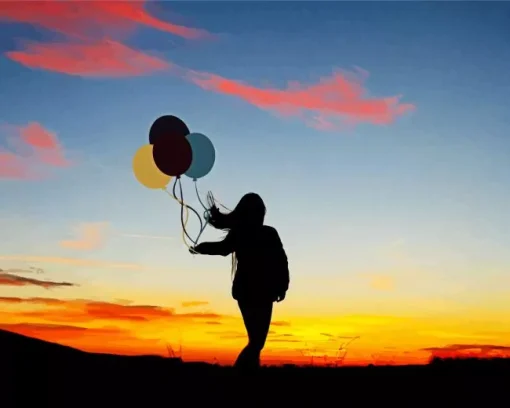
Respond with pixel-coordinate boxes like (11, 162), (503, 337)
(191, 234), (234, 257)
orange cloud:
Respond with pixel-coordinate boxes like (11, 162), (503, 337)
(0, 296), (64, 305)
(423, 344), (510, 359)
(272, 320), (291, 327)
(0, 296), (223, 324)
(60, 222), (109, 251)
(181, 301), (209, 308)
(0, 323), (163, 355)
(186, 68), (415, 130)
(0, 322), (123, 339)
(0, 272), (75, 289)
(0, 122), (71, 180)
(7, 39), (171, 78)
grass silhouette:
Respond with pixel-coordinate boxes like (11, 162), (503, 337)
(2, 329), (508, 406)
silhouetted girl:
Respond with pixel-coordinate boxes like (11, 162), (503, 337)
(190, 193), (289, 370)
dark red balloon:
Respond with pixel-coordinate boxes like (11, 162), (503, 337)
(152, 136), (193, 177)
(149, 115), (190, 144)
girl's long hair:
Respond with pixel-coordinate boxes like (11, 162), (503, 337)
(206, 192), (266, 279)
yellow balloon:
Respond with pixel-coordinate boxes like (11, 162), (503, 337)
(132, 144), (171, 189)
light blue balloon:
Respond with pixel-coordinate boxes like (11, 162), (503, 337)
(184, 132), (216, 180)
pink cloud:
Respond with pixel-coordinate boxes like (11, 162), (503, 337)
(0, 122), (71, 180)
(185, 68), (415, 130)
(0, 0), (208, 78)
(6, 39), (171, 78)
(0, 1), (210, 41)
(18, 122), (70, 167)
(0, 151), (34, 180)
(0, 2), (415, 131)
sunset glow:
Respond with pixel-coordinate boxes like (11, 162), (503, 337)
(1, 1), (509, 366)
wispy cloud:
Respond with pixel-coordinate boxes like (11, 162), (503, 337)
(422, 344), (510, 359)
(120, 233), (174, 240)
(0, 2), (414, 132)
(0, 1), (211, 40)
(7, 39), (171, 78)
(272, 320), (291, 327)
(185, 67), (415, 131)
(0, 0), (209, 78)
(0, 323), (127, 338)
(181, 301), (209, 308)
(0, 255), (160, 271)
(0, 296), (223, 324)
(0, 272), (75, 289)
(0, 122), (71, 180)
(0, 266), (44, 274)
(267, 332), (302, 344)
(60, 222), (109, 251)
(18, 122), (70, 167)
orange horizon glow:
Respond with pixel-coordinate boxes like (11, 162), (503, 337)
(2, 293), (510, 367)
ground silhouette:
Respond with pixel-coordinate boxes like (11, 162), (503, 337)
(2, 329), (508, 406)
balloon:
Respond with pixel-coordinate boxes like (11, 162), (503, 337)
(149, 115), (190, 144)
(152, 135), (193, 177)
(184, 133), (216, 180)
(132, 144), (171, 189)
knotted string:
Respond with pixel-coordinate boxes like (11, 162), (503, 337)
(195, 183), (236, 280)
(163, 177), (234, 257)
(193, 181), (232, 244)
(193, 180), (209, 244)
(176, 177), (203, 245)
(163, 178), (203, 252)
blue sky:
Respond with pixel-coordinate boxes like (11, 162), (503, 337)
(1, 1), (510, 317)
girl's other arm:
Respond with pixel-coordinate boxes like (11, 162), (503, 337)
(268, 227), (290, 292)
(192, 235), (234, 257)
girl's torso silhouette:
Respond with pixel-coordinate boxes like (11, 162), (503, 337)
(229, 225), (289, 302)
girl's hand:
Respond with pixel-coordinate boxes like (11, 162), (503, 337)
(276, 292), (286, 302)
(190, 243), (204, 254)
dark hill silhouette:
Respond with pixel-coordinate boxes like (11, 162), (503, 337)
(2, 329), (508, 406)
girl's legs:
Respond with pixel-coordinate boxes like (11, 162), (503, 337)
(235, 299), (273, 370)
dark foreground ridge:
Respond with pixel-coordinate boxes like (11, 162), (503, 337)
(2, 329), (509, 406)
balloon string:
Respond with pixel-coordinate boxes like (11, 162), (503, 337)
(178, 177), (204, 246)
(172, 177), (204, 248)
(177, 179), (195, 248)
(193, 181), (231, 244)
(163, 185), (193, 251)
(172, 178), (199, 246)
(195, 184), (235, 277)
(193, 181), (209, 244)
(194, 180), (209, 211)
